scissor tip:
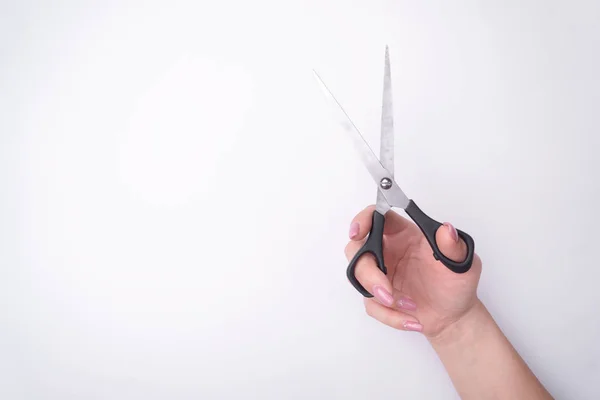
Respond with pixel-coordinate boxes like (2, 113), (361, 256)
(312, 69), (323, 82)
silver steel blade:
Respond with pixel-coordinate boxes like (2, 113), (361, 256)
(312, 69), (409, 210)
(376, 46), (395, 214)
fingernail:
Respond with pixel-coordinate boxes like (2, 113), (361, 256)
(372, 285), (394, 307)
(403, 321), (423, 332)
(396, 297), (417, 311)
(444, 222), (459, 242)
(349, 222), (360, 239)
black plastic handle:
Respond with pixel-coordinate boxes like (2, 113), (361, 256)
(346, 210), (387, 297)
(405, 200), (475, 273)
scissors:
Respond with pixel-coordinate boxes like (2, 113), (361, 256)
(313, 46), (475, 298)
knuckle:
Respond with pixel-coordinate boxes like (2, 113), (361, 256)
(363, 204), (376, 213)
(344, 241), (355, 258)
(390, 315), (406, 330)
(364, 303), (375, 318)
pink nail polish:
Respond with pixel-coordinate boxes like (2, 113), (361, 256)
(349, 222), (360, 239)
(396, 297), (417, 311)
(403, 321), (423, 332)
(372, 285), (394, 306)
(444, 222), (459, 242)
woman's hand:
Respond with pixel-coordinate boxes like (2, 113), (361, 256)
(344, 205), (482, 338)
(346, 205), (554, 399)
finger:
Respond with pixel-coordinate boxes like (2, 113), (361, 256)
(344, 240), (394, 307)
(392, 289), (418, 313)
(364, 298), (423, 332)
(349, 205), (414, 241)
(348, 205), (375, 240)
(434, 222), (468, 262)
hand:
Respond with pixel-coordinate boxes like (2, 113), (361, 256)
(344, 205), (482, 338)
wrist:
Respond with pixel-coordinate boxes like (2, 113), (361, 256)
(427, 298), (492, 350)
(424, 299), (554, 399)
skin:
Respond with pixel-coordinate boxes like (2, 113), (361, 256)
(345, 205), (554, 400)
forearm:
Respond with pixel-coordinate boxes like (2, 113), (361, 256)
(428, 299), (553, 400)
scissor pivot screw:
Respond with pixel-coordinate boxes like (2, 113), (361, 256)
(380, 177), (392, 190)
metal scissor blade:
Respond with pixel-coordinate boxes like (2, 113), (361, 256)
(312, 69), (409, 210)
(376, 46), (395, 214)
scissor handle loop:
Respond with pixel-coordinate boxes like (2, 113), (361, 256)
(405, 200), (475, 274)
(346, 211), (387, 297)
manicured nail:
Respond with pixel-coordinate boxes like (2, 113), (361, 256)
(396, 297), (417, 311)
(349, 222), (360, 239)
(372, 285), (394, 307)
(403, 321), (423, 332)
(444, 222), (459, 242)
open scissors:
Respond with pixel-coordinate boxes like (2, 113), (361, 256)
(313, 46), (475, 298)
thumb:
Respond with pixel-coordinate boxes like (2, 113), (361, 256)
(434, 222), (468, 262)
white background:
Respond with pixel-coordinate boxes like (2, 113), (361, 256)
(1, 1), (599, 399)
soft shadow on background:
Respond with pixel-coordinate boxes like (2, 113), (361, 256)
(1, 1), (599, 399)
